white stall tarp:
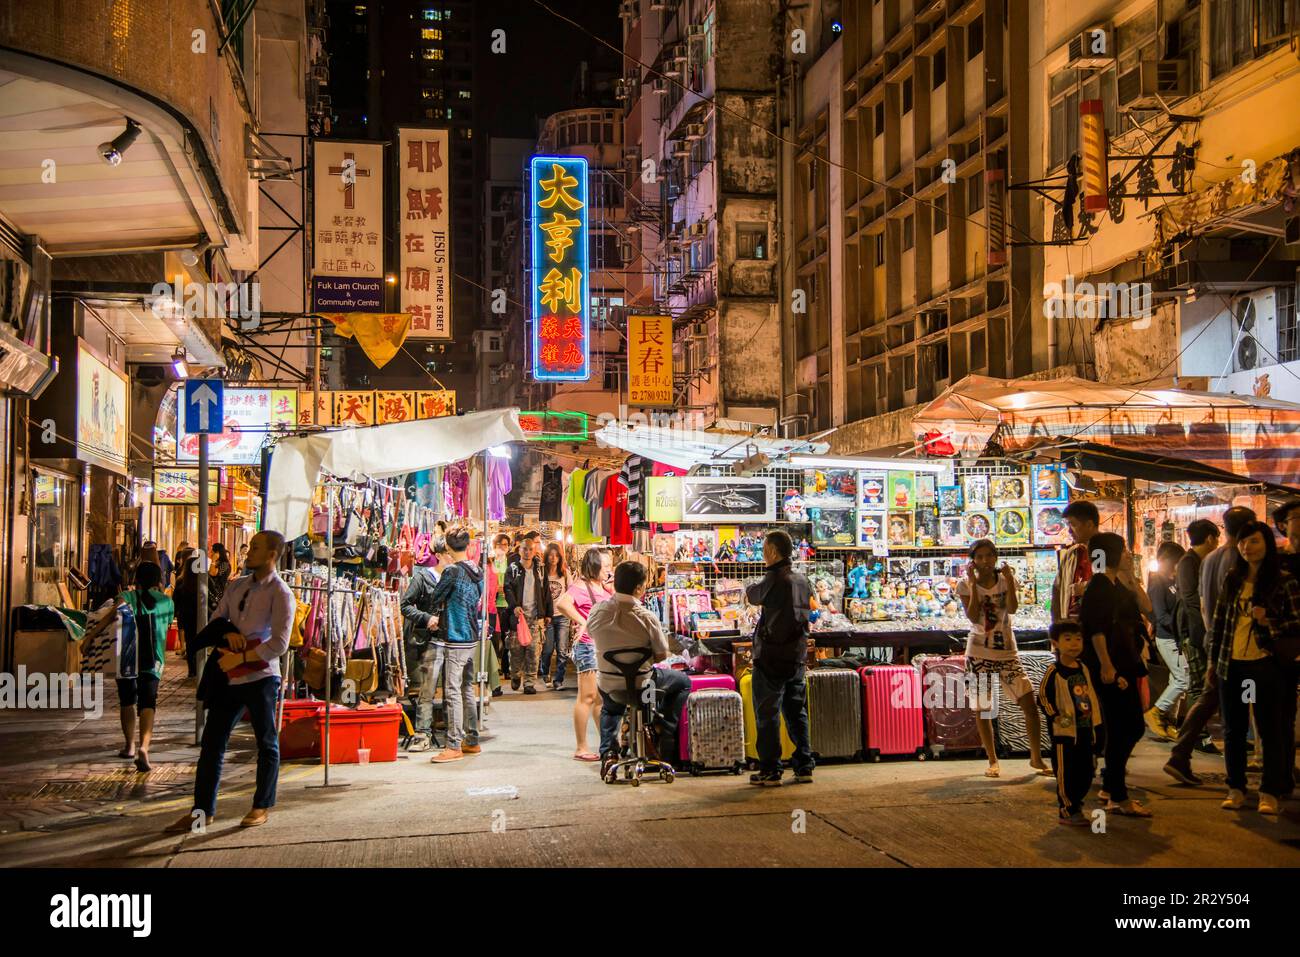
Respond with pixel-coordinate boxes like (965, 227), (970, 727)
(592, 421), (830, 471)
(265, 408), (526, 539)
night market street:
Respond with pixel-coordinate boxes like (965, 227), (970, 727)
(1, 670), (1297, 868)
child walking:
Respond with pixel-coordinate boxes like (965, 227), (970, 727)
(1040, 621), (1105, 826)
(957, 539), (1051, 777)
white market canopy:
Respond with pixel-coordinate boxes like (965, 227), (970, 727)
(592, 420), (832, 471)
(264, 408), (527, 539)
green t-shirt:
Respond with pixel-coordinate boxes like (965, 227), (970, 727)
(494, 556), (508, 608)
(568, 467), (597, 544)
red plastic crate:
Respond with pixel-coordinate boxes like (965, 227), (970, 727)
(279, 699), (326, 759)
(315, 704), (401, 764)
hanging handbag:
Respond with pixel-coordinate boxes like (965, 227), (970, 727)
(291, 600), (310, 648)
(303, 647), (330, 691)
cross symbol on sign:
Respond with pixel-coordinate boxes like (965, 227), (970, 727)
(327, 151), (372, 209)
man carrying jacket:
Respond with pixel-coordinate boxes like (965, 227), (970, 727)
(424, 528), (485, 763)
(504, 531), (553, 694)
(745, 530), (815, 787)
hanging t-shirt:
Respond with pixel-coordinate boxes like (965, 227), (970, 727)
(568, 469), (598, 544)
(539, 464), (563, 522)
(621, 455), (646, 525)
(584, 470), (607, 540)
(956, 575), (1017, 659)
(488, 458), (512, 521)
(604, 473), (632, 545)
(649, 460), (687, 533)
(443, 462), (469, 518)
(465, 458), (486, 520)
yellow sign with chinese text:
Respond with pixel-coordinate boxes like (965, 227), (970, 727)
(628, 314), (674, 407)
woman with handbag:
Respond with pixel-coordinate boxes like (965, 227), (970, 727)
(554, 548), (613, 761)
(1206, 520), (1300, 815)
(173, 548), (200, 678)
(538, 542), (574, 690)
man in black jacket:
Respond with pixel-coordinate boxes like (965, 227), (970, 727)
(744, 530), (814, 786)
(504, 532), (553, 694)
(400, 542), (444, 751)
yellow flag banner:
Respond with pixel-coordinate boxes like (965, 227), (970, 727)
(325, 313), (412, 368)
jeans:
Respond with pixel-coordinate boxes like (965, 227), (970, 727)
(1170, 664), (1220, 763)
(415, 643), (480, 746)
(509, 614), (544, 686)
(1153, 636), (1189, 718)
(538, 617), (570, 686)
(193, 676), (280, 817)
(439, 643), (479, 749)
(1098, 680), (1144, 803)
(1181, 637), (1208, 710)
(752, 664), (814, 776)
(598, 667), (691, 760)
(490, 608), (509, 677)
(1220, 658), (1290, 796)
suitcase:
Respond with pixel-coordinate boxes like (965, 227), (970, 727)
(994, 650), (1054, 757)
(682, 689), (745, 775)
(858, 665), (926, 760)
(806, 668), (863, 760)
(739, 670), (796, 765)
(678, 673), (737, 762)
(913, 655), (985, 757)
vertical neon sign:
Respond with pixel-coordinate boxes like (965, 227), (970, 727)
(530, 155), (590, 382)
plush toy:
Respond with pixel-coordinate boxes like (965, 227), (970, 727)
(847, 564), (869, 599)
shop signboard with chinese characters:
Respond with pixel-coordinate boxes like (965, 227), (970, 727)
(397, 127), (451, 339)
(152, 467), (221, 506)
(518, 410), (589, 442)
(312, 140), (384, 312)
(530, 155), (590, 381)
(627, 314), (673, 407)
(296, 390), (456, 426)
(177, 388), (298, 465)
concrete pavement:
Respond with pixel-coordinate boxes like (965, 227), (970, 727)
(1, 670), (1299, 867)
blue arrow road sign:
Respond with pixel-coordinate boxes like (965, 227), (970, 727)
(184, 379), (224, 435)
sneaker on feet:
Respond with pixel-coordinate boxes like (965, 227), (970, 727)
(510, 676), (521, 691)
(1258, 793), (1280, 815)
(406, 733), (433, 753)
(461, 743), (482, 755)
(431, 748), (464, 764)
(1163, 759), (1202, 786)
(1221, 788), (1247, 809)
(1143, 707), (1167, 738)
(1107, 799), (1152, 817)
(491, 687), (504, 698)
(749, 771), (783, 787)
(523, 684), (537, 695)
(1194, 737), (1221, 755)
(792, 770), (814, 784)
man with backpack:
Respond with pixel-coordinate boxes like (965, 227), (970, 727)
(401, 536), (445, 753)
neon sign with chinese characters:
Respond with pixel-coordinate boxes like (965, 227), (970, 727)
(530, 156), (590, 382)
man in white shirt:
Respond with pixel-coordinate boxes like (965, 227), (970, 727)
(586, 561), (690, 777)
(167, 530), (294, 832)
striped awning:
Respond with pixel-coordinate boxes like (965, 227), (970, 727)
(913, 375), (1300, 487)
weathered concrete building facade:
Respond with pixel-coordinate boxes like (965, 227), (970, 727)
(619, 0), (783, 426)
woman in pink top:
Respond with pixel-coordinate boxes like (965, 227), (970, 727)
(554, 548), (613, 761)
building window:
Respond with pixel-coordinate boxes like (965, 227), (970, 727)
(423, 8), (441, 19)
(354, 4), (366, 14)
(968, 16), (983, 59)
(902, 214), (915, 251)
(874, 101), (885, 138)
(933, 49), (946, 88)
(874, 232), (885, 266)
(1278, 283), (1299, 363)
(422, 28), (442, 40)
(459, 90), (471, 99)
(968, 174), (983, 213)
(970, 328), (987, 369)
(933, 195), (947, 233)
(737, 223), (768, 260)
(1210, 0), (1293, 77)
(423, 48), (444, 60)
(902, 77), (913, 114)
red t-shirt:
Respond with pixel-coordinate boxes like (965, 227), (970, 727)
(603, 474), (632, 545)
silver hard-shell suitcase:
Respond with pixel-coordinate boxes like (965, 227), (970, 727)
(684, 689), (745, 775)
(807, 668), (863, 760)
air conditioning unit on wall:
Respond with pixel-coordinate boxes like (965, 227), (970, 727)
(1117, 58), (1190, 108)
(1068, 25), (1114, 68)
(1230, 288), (1278, 373)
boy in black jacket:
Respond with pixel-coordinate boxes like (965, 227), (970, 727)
(1040, 621), (1105, 826)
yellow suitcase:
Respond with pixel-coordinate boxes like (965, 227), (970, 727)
(739, 670), (795, 763)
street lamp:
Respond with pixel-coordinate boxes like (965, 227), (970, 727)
(172, 348), (189, 379)
(98, 119), (142, 167)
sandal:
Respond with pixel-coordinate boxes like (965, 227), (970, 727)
(1033, 765), (1055, 777)
(573, 752), (600, 762)
(984, 766), (1001, 778)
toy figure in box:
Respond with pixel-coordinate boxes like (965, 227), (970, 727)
(782, 489), (808, 522)
(797, 538), (814, 561)
(847, 562), (869, 598)
(714, 539), (737, 562)
(848, 598), (870, 623)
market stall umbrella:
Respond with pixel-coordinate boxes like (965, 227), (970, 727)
(264, 408), (527, 539)
(592, 420), (831, 471)
(912, 374), (1300, 487)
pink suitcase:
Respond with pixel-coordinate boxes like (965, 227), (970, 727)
(858, 665), (926, 761)
(678, 674), (736, 762)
